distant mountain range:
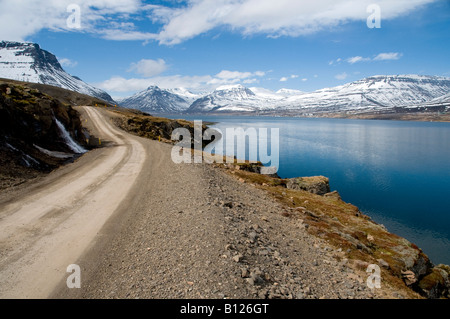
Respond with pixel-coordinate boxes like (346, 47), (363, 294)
(1, 41), (449, 116)
(119, 75), (450, 115)
(0, 41), (114, 104)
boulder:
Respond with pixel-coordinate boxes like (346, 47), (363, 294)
(418, 264), (450, 299)
(401, 270), (417, 286)
(286, 176), (330, 195)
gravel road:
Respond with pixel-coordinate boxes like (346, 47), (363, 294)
(0, 106), (146, 298)
(0, 106), (378, 299)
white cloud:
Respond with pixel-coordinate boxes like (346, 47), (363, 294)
(97, 69), (266, 94)
(329, 58), (342, 65)
(149, 0), (435, 45)
(332, 52), (403, 65)
(280, 74), (299, 82)
(373, 52), (403, 61)
(209, 70), (265, 85)
(128, 59), (167, 77)
(0, 0), (436, 43)
(217, 70), (253, 80)
(301, 78), (308, 82)
(254, 71), (266, 77)
(0, 0), (144, 41)
(335, 72), (348, 80)
(347, 56), (371, 64)
(58, 57), (78, 68)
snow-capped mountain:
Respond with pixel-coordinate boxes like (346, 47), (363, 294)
(117, 75), (450, 114)
(276, 88), (305, 97)
(185, 75), (450, 113)
(250, 87), (286, 100)
(188, 84), (269, 112)
(119, 85), (192, 113)
(167, 87), (202, 104)
(277, 75), (450, 112)
(0, 41), (114, 103)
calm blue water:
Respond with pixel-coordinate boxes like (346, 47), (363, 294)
(169, 115), (450, 265)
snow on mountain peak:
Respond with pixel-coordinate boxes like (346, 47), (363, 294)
(215, 84), (246, 91)
(186, 74), (450, 113)
(167, 87), (200, 101)
(276, 88), (305, 96)
(121, 74), (450, 114)
(0, 41), (114, 103)
(119, 85), (192, 113)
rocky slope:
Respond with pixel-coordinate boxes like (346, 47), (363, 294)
(0, 81), (89, 189)
(0, 41), (115, 104)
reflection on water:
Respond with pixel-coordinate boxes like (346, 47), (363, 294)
(172, 115), (450, 265)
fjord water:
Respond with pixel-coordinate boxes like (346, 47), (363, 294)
(173, 115), (450, 265)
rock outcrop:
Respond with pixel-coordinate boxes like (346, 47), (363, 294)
(286, 176), (330, 195)
(0, 82), (89, 189)
(111, 109), (221, 149)
(418, 264), (450, 299)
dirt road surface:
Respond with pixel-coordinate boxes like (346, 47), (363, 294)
(0, 107), (146, 298)
(0, 106), (386, 299)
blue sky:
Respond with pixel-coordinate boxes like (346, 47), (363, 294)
(1, 0), (449, 99)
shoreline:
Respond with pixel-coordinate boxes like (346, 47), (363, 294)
(157, 110), (450, 123)
(215, 162), (450, 299)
